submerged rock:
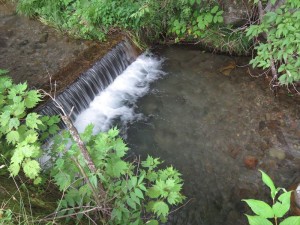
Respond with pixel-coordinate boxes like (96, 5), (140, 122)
(243, 155), (258, 169)
(269, 148), (286, 160)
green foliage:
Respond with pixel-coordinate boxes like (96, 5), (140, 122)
(0, 74), (60, 183)
(50, 126), (185, 224)
(0, 209), (13, 225)
(169, 4), (223, 42)
(243, 170), (300, 225)
(16, 0), (224, 43)
(247, 0), (300, 85)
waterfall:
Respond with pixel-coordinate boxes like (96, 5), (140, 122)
(74, 52), (165, 134)
(39, 40), (138, 122)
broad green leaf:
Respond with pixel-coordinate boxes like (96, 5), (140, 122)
(11, 148), (24, 165)
(146, 220), (159, 225)
(114, 138), (128, 157)
(8, 118), (20, 130)
(6, 130), (20, 145)
(259, 170), (277, 199)
(33, 176), (42, 185)
(152, 201), (169, 217)
(272, 202), (289, 218)
(273, 191), (291, 217)
(81, 124), (94, 142)
(134, 188), (144, 199)
(211, 6), (219, 14)
(126, 197), (136, 210)
(54, 172), (72, 191)
(22, 159), (40, 179)
(13, 102), (25, 116)
(24, 90), (41, 108)
(242, 199), (274, 218)
(204, 13), (213, 23)
(106, 160), (128, 177)
(279, 216), (300, 225)
(14, 83), (27, 93)
(21, 145), (35, 158)
(108, 127), (119, 137)
(0, 111), (10, 127)
(25, 133), (38, 144)
(131, 176), (137, 187)
(9, 163), (20, 177)
(245, 215), (273, 225)
(167, 191), (180, 204)
(147, 186), (161, 198)
(26, 113), (42, 129)
(49, 124), (59, 135)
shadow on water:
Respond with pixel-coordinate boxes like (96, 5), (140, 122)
(126, 46), (300, 225)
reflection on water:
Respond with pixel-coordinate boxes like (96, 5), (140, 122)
(126, 46), (300, 225)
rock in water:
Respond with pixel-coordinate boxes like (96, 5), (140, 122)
(219, 60), (236, 76)
(243, 156), (258, 169)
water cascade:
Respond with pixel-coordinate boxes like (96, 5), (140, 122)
(74, 53), (165, 134)
(39, 40), (138, 122)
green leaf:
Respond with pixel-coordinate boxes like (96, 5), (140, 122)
(204, 13), (213, 23)
(25, 133), (38, 144)
(134, 188), (144, 199)
(273, 191), (291, 217)
(146, 220), (159, 225)
(33, 176), (42, 185)
(26, 113), (42, 129)
(106, 160), (128, 178)
(245, 215), (273, 225)
(8, 118), (20, 131)
(11, 148), (24, 165)
(13, 102), (25, 116)
(81, 124), (94, 142)
(152, 201), (169, 217)
(22, 159), (40, 179)
(49, 124), (59, 135)
(54, 172), (72, 191)
(6, 130), (20, 145)
(147, 186), (161, 198)
(167, 191), (180, 204)
(24, 90), (41, 108)
(211, 6), (219, 14)
(126, 197), (136, 210)
(259, 170), (277, 199)
(242, 199), (274, 218)
(279, 216), (300, 225)
(9, 163), (20, 177)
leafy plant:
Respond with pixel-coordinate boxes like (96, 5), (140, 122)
(0, 72), (59, 183)
(50, 125), (185, 224)
(243, 170), (300, 225)
(247, 0), (300, 85)
(16, 0), (224, 43)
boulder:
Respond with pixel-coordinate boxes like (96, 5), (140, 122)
(221, 0), (251, 27)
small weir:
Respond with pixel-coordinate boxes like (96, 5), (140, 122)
(39, 39), (138, 122)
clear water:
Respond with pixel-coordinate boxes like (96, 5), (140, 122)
(75, 46), (300, 225)
(125, 46), (300, 225)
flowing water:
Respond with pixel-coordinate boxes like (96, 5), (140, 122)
(70, 46), (299, 225)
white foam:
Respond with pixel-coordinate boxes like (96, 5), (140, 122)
(74, 52), (165, 134)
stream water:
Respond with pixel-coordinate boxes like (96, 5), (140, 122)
(74, 46), (300, 225)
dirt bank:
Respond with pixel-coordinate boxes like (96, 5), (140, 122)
(0, 1), (128, 95)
